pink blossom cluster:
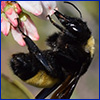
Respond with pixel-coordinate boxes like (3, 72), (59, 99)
(1, 1), (57, 46)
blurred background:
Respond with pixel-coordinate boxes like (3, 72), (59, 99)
(1, 1), (99, 99)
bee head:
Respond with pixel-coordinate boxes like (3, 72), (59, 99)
(10, 53), (38, 80)
(54, 10), (91, 43)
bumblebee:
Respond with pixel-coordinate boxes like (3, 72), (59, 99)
(10, 2), (95, 99)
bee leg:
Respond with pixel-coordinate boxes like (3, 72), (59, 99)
(17, 25), (54, 73)
(23, 35), (53, 73)
(36, 83), (60, 99)
(47, 15), (64, 32)
(54, 9), (66, 19)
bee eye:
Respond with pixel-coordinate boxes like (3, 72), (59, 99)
(70, 24), (75, 27)
(72, 27), (78, 31)
(70, 24), (78, 32)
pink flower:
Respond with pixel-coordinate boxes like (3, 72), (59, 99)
(19, 13), (39, 41)
(1, 13), (10, 36)
(17, 1), (57, 19)
(13, 3), (22, 14)
(11, 12), (39, 46)
(11, 26), (26, 46)
(17, 1), (43, 16)
(1, 1), (57, 46)
(5, 7), (19, 27)
(39, 1), (57, 19)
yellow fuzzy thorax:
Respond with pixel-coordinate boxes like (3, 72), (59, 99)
(85, 36), (95, 58)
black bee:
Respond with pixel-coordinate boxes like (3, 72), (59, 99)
(10, 2), (95, 99)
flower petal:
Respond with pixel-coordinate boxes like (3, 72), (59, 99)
(11, 26), (26, 46)
(19, 13), (39, 41)
(1, 13), (10, 36)
(5, 8), (18, 27)
(1, 1), (6, 12)
(17, 1), (43, 16)
(13, 3), (22, 14)
(38, 1), (57, 19)
(42, 1), (57, 15)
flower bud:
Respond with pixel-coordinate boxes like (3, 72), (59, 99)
(11, 26), (26, 46)
(1, 13), (10, 36)
(5, 7), (19, 27)
(19, 12), (39, 41)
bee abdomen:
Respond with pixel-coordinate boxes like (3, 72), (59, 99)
(26, 70), (59, 88)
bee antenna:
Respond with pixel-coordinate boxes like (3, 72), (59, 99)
(64, 1), (82, 19)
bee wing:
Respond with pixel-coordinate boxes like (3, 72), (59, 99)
(50, 74), (75, 99)
(23, 35), (53, 72)
(36, 83), (60, 99)
(51, 62), (85, 99)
